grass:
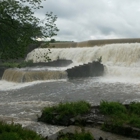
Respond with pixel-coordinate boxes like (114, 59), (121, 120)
(0, 121), (45, 140)
(100, 101), (140, 137)
(100, 101), (127, 115)
(57, 130), (94, 140)
(39, 100), (140, 128)
(38, 100), (140, 138)
(38, 101), (91, 125)
(128, 102), (140, 115)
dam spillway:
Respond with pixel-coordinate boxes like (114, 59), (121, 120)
(2, 40), (140, 138)
(1, 39), (140, 138)
(26, 42), (140, 81)
(49, 38), (140, 48)
(3, 39), (140, 83)
(2, 68), (67, 83)
(26, 43), (140, 66)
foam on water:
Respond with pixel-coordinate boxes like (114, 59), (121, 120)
(1, 43), (140, 137)
(26, 43), (140, 66)
(0, 100), (64, 137)
(0, 79), (67, 91)
(26, 43), (140, 81)
(3, 43), (140, 85)
(93, 76), (140, 84)
(20, 66), (69, 71)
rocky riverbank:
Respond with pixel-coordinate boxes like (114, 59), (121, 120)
(38, 102), (140, 140)
(47, 126), (138, 140)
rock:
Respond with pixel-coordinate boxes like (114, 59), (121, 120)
(47, 126), (138, 140)
(66, 61), (104, 78)
(0, 67), (7, 79)
(39, 105), (140, 139)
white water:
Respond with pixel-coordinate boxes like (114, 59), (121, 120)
(26, 43), (140, 66)
(1, 43), (140, 137)
(26, 43), (140, 82)
(2, 43), (140, 91)
(0, 79), (67, 91)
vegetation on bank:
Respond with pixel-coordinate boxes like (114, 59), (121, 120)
(39, 100), (140, 138)
(38, 101), (91, 125)
(1, 101), (140, 139)
(0, 121), (45, 140)
(100, 101), (140, 128)
(100, 101), (140, 137)
(39, 100), (140, 129)
(0, 60), (33, 68)
(57, 130), (94, 140)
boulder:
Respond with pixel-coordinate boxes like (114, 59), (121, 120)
(66, 61), (104, 78)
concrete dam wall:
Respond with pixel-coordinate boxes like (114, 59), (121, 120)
(49, 38), (140, 48)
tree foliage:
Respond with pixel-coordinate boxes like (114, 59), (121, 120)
(0, 0), (58, 60)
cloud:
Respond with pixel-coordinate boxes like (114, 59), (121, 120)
(35, 0), (140, 41)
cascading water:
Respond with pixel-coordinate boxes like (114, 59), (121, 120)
(3, 42), (140, 83)
(1, 42), (140, 138)
(26, 43), (140, 82)
(2, 68), (67, 83)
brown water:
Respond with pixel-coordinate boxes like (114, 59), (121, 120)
(2, 68), (67, 83)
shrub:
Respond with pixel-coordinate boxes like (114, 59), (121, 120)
(97, 56), (102, 63)
(100, 101), (140, 138)
(38, 101), (91, 125)
(100, 101), (127, 115)
(0, 121), (45, 140)
(128, 102), (140, 115)
(128, 114), (140, 128)
(57, 130), (94, 140)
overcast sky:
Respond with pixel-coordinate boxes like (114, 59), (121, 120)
(36, 0), (140, 42)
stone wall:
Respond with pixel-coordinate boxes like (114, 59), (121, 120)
(0, 67), (7, 79)
(66, 61), (104, 78)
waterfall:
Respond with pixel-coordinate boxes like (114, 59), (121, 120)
(26, 43), (140, 79)
(2, 42), (140, 83)
(2, 68), (67, 83)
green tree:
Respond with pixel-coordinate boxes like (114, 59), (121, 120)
(50, 38), (56, 43)
(0, 0), (58, 60)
